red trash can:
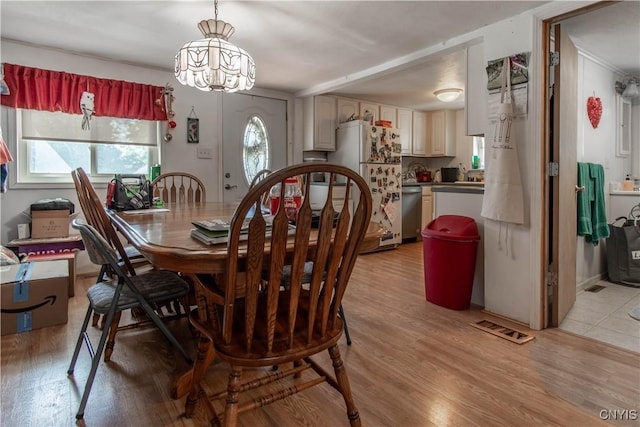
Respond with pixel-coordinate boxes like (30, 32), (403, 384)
(421, 215), (480, 310)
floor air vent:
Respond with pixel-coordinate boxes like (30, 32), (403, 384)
(471, 320), (535, 344)
(585, 284), (606, 293)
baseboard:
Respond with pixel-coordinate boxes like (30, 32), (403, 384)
(576, 273), (605, 292)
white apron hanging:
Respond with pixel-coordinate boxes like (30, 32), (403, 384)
(481, 57), (525, 225)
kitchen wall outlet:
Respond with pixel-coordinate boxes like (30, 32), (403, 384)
(197, 147), (213, 159)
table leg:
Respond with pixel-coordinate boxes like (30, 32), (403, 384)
(180, 337), (215, 417)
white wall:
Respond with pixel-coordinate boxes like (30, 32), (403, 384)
(575, 53), (627, 287)
(478, 13), (535, 324)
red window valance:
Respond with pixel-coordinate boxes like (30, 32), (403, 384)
(0, 63), (167, 121)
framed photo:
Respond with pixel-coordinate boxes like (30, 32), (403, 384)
(187, 117), (199, 143)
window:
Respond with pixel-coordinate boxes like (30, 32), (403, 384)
(242, 115), (269, 184)
(472, 136), (485, 169)
(12, 108), (159, 186)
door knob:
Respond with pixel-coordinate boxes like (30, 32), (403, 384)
(575, 185), (585, 193)
(224, 184), (237, 190)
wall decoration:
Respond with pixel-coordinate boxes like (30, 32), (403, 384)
(162, 84), (175, 142)
(187, 106), (199, 144)
(486, 52), (529, 90)
(80, 90), (95, 130)
(586, 93), (602, 129)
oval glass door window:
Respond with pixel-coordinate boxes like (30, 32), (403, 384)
(243, 115), (270, 184)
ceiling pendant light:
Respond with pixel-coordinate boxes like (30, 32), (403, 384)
(434, 88), (463, 102)
(174, 0), (255, 93)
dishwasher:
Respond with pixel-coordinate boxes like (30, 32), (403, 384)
(402, 186), (422, 242)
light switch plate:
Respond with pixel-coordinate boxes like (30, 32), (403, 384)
(197, 147), (213, 159)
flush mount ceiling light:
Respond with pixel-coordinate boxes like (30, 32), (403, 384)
(175, 0), (255, 93)
(434, 88), (463, 102)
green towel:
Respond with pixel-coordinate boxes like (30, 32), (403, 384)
(586, 163), (609, 245)
(577, 162), (592, 236)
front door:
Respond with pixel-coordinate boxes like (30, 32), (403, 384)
(550, 23), (579, 326)
(221, 94), (287, 203)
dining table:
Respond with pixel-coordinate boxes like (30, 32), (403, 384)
(109, 201), (384, 402)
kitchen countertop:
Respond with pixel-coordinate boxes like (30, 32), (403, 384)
(403, 181), (484, 187)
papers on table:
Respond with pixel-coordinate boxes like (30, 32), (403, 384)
(190, 216), (294, 245)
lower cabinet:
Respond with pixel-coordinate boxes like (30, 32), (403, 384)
(421, 186), (433, 232)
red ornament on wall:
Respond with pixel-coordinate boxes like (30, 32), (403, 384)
(586, 93), (602, 129)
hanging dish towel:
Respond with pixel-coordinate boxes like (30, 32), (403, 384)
(577, 162), (609, 245)
(481, 57), (525, 225)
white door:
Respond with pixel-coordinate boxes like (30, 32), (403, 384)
(222, 94), (287, 203)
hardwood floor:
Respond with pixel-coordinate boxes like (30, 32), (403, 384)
(2, 242), (638, 426)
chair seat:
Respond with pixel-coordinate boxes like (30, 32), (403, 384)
(277, 261), (315, 287)
(213, 291), (344, 366)
(87, 270), (189, 314)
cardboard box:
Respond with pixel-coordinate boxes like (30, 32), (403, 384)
(30, 209), (70, 238)
(1, 260), (69, 335)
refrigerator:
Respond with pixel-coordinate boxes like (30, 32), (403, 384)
(328, 120), (402, 249)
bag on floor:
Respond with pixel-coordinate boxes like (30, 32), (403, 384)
(606, 216), (640, 286)
(107, 174), (152, 211)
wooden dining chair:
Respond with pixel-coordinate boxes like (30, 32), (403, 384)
(68, 219), (191, 420)
(248, 168), (272, 208)
(249, 169), (353, 346)
(152, 172), (206, 205)
(72, 168), (146, 282)
(185, 163), (372, 426)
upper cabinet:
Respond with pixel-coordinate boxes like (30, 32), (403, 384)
(303, 95), (337, 151)
(428, 110), (456, 156)
(412, 111), (427, 156)
(379, 105), (397, 125)
(616, 94), (631, 158)
(337, 97), (359, 124)
(397, 108), (413, 155)
(465, 43), (487, 136)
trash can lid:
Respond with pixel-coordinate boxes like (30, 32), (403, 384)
(421, 215), (480, 241)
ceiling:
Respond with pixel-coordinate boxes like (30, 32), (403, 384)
(1, 1), (638, 111)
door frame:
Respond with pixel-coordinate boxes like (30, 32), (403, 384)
(538, 2), (616, 329)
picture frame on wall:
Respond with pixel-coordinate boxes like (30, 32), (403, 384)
(187, 117), (199, 143)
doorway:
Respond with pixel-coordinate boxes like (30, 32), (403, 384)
(543, 2), (640, 348)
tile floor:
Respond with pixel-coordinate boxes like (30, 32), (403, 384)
(559, 280), (640, 353)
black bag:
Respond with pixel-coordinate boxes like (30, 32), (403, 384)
(108, 174), (152, 211)
(606, 215), (640, 286)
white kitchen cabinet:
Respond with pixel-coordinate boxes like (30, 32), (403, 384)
(465, 42), (487, 136)
(397, 108), (413, 155)
(303, 95), (337, 151)
(337, 97), (359, 124)
(421, 186), (433, 232)
(616, 94), (631, 158)
(427, 110), (456, 157)
(359, 102), (379, 124)
(412, 111), (427, 156)
(379, 105), (397, 126)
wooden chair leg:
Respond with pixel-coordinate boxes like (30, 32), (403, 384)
(328, 345), (361, 426)
(104, 311), (122, 362)
(223, 367), (242, 427)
